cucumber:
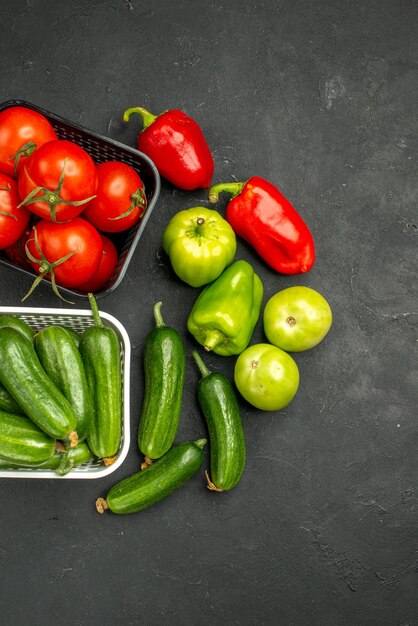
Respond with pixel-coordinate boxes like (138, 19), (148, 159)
(80, 294), (121, 462)
(96, 439), (206, 515)
(0, 411), (55, 464)
(0, 441), (95, 471)
(137, 301), (185, 461)
(0, 383), (22, 414)
(61, 326), (81, 349)
(0, 314), (36, 343)
(192, 350), (246, 491)
(35, 325), (93, 442)
(0, 327), (78, 445)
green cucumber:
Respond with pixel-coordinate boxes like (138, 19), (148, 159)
(96, 439), (206, 515)
(0, 314), (36, 343)
(137, 301), (185, 461)
(192, 350), (246, 491)
(0, 441), (95, 471)
(35, 325), (93, 442)
(0, 411), (55, 464)
(0, 327), (78, 445)
(62, 327), (81, 349)
(0, 383), (22, 414)
(80, 294), (121, 462)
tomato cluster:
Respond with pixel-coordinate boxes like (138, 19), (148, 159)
(0, 106), (147, 299)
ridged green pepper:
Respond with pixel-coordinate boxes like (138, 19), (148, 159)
(187, 259), (263, 356)
(162, 207), (236, 287)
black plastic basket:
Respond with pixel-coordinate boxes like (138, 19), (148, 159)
(0, 99), (160, 299)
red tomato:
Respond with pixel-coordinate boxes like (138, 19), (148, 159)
(26, 217), (102, 290)
(83, 161), (146, 232)
(3, 223), (33, 268)
(0, 173), (31, 249)
(78, 234), (119, 292)
(18, 139), (98, 222)
(0, 106), (58, 178)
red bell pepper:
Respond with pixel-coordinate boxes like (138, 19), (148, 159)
(208, 176), (315, 274)
(123, 106), (214, 191)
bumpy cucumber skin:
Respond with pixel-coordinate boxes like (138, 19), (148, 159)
(0, 328), (77, 440)
(197, 365), (246, 491)
(137, 305), (186, 460)
(0, 411), (55, 464)
(61, 327), (81, 349)
(35, 326), (93, 441)
(80, 326), (121, 459)
(0, 441), (95, 469)
(102, 440), (206, 515)
(0, 383), (22, 414)
(0, 314), (36, 343)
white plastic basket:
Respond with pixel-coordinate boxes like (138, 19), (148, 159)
(0, 306), (131, 479)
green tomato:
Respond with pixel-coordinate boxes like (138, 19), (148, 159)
(162, 207), (237, 288)
(234, 343), (299, 411)
(263, 286), (332, 352)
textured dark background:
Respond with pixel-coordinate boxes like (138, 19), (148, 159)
(0, 1), (417, 624)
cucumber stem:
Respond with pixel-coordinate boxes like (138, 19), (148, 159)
(141, 455), (153, 470)
(88, 293), (103, 327)
(96, 498), (109, 514)
(153, 301), (165, 328)
(205, 470), (223, 492)
(103, 455), (117, 467)
(192, 350), (210, 378)
(194, 438), (207, 450)
(57, 431), (78, 476)
(56, 456), (74, 476)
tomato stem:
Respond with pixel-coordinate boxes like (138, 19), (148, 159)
(18, 159), (96, 222)
(21, 227), (76, 303)
(10, 141), (37, 174)
(0, 210), (17, 220)
(108, 187), (147, 221)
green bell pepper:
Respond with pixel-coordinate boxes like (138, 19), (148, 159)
(162, 207), (237, 287)
(187, 260), (263, 356)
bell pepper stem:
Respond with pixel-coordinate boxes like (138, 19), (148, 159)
(153, 301), (165, 328)
(191, 350), (211, 378)
(203, 330), (224, 352)
(208, 181), (246, 204)
(123, 106), (157, 130)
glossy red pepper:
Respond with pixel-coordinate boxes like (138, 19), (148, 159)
(123, 106), (214, 190)
(208, 176), (315, 275)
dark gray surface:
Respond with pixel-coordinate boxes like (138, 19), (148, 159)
(1, 1), (417, 624)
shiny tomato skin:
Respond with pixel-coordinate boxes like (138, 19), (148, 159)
(3, 223), (33, 267)
(77, 234), (119, 292)
(83, 161), (146, 233)
(26, 217), (102, 288)
(0, 106), (57, 178)
(17, 139), (98, 222)
(0, 173), (31, 249)
(234, 343), (299, 411)
(263, 286), (332, 352)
